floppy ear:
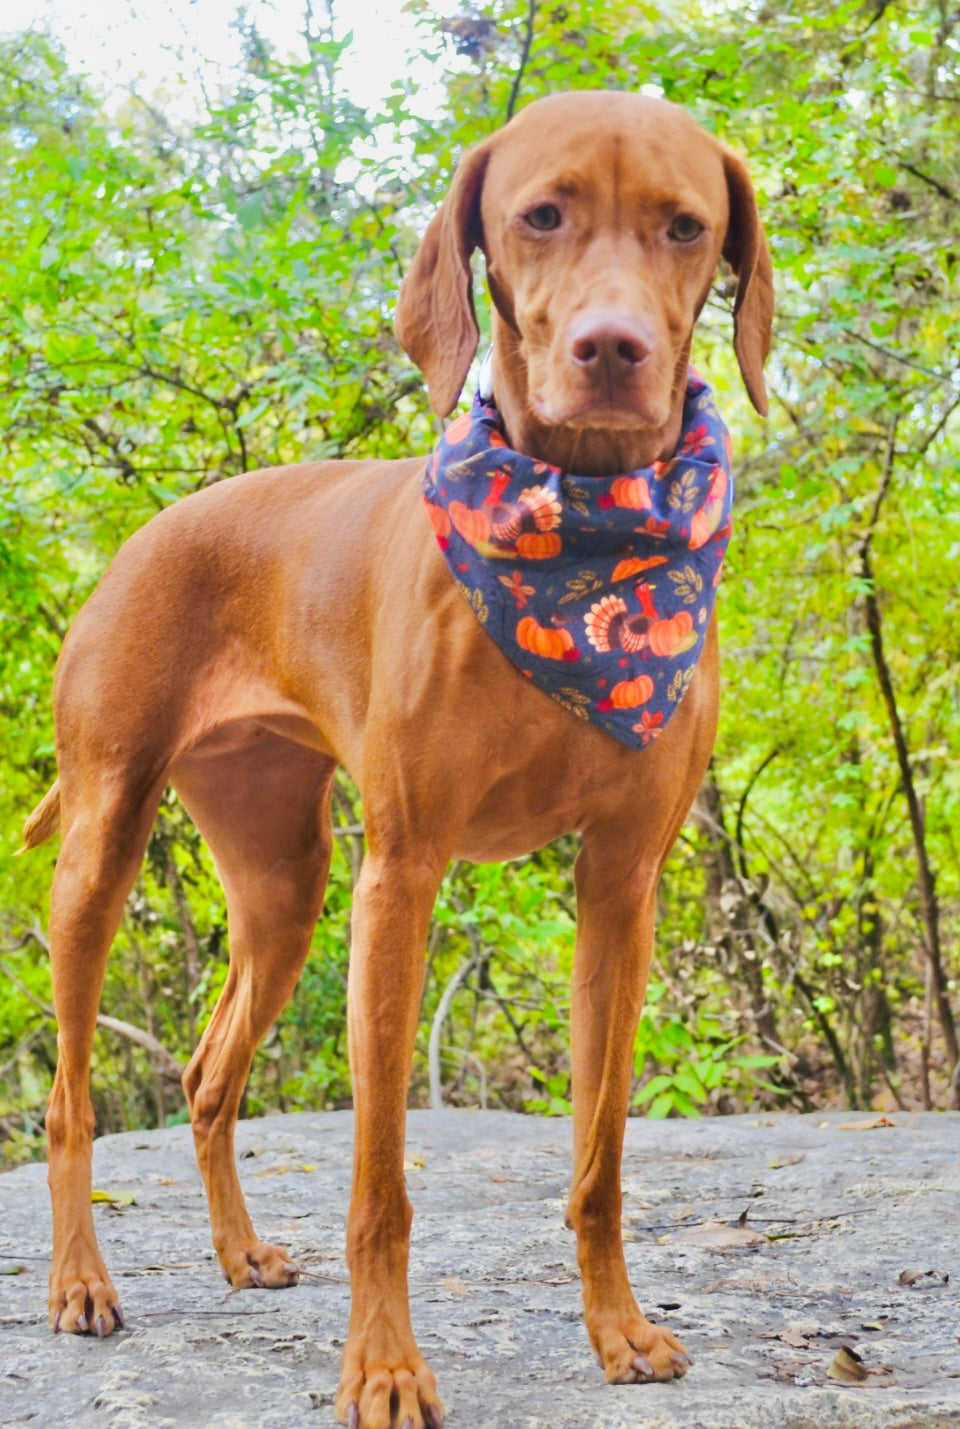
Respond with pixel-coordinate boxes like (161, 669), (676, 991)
(394, 141), (492, 418)
(722, 149), (774, 417)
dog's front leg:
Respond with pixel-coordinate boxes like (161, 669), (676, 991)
(336, 848), (446, 1429)
(566, 831), (691, 1384)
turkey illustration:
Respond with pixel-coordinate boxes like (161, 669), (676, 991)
(585, 584), (698, 658)
(488, 483), (563, 544)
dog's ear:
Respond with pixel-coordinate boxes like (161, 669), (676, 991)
(395, 141), (492, 418)
(722, 149), (774, 417)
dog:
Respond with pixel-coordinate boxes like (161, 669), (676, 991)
(23, 91), (772, 1429)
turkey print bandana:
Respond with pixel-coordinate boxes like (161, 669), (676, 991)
(422, 372), (733, 751)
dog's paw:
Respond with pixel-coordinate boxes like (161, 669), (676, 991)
(221, 1239), (300, 1289)
(592, 1311), (691, 1383)
(49, 1267), (124, 1338)
(337, 1342), (444, 1429)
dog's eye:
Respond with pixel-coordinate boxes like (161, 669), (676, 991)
(524, 204), (562, 232)
(669, 214), (704, 243)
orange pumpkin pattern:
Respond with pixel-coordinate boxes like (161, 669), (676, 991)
(606, 474), (652, 510)
(515, 530), (562, 559)
(422, 370), (732, 751)
(597, 674), (654, 711)
(647, 610), (696, 657)
(688, 466), (729, 550)
(516, 617), (579, 661)
(448, 501), (490, 546)
(425, 501), (451, 545)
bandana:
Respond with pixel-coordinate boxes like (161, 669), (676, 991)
(422, 372), (732, 751)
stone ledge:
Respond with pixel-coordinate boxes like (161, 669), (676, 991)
(2, 1109), (958, 1427)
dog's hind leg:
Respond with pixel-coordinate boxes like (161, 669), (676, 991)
(46, 775), (166, 1336)
(172, 730), (337, 1290)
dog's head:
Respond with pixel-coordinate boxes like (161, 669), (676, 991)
(395, 92), (773, 473)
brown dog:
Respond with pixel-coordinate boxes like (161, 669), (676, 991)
(23, 92), (772, 1428)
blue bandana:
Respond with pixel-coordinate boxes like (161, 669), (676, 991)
(423, 372), (732, 750)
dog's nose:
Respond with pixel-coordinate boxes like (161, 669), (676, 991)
(569, 316), (653, 372)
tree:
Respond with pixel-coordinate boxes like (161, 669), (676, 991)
(1, 2), (958, 1164)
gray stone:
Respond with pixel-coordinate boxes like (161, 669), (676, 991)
(1, 1110), (958, 1426)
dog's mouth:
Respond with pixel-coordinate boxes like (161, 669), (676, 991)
(531, 388), (671, 433)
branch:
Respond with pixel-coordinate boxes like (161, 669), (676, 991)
(855, 425), (959, 1094)
(791, 969), (855, 1102)
(915, 388), (960, 457)
(95, 1015), (184, 1084)
(734, 748), (781, 881)
(506, 0), (537, 121)
(897, 159), (957, 203)
(0, 940), (184, 1085)
(428, 955), (476, 1109)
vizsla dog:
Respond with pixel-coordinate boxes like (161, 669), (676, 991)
(23, 92), (772, 1428)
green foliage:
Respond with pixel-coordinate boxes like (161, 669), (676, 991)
(632, 983), (783, 1120)
(1, 1), (959, 1164)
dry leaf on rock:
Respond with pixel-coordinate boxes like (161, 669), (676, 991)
(898, 1268), (949, 1287)
(828, 1345), (869, 1383)
(253, 1162), (316, 1177)
(755, 1326), (814, 1348)
(756, 1323), (827, 1350)
(91, 1188), (136, 1207)
(670, 1218), (769, 1249)
(403, 1153), (426, 1171)
(768, 1152), (804, 1169)
(838, 1116), (897, 1131)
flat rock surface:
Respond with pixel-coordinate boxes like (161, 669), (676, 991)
(1, 1109), (958, 1427)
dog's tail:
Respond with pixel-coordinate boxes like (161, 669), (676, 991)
(17, 779), (62, 854)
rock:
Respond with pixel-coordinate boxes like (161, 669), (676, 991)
(1, 1109), (958, 1426)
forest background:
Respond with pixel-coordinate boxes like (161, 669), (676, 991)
(1, 0), (958, 1166)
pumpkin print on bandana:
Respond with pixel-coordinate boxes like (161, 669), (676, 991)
(422, 372), (733, 752)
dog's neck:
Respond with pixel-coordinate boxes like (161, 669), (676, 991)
(488, 316), (690, 477)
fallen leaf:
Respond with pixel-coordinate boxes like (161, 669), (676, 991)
(839, 1116), (896, 1131)
(0, 1264), (27, 1276)
(781, 1327), (814, 1348)
(898, 1268), (949, 1287)
(828, 1345), (869, 1383)
(403, 1154), (426, 1171)
(91, 1189), (136, 1207)
(253, 1162), (315, 1177)
(768, 1152), (804, 1169)
(671, 1219), (769, 1249)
